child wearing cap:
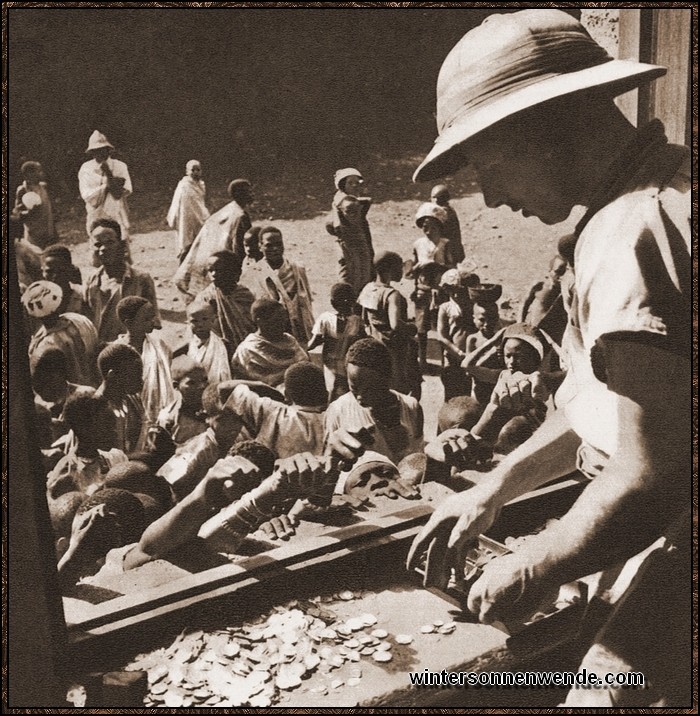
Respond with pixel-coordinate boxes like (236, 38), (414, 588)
(430, 184), (465, 265)
(115, 296), (175, 423)
(329, 167), (374, 262)
(194, 249), (256, 355)
(220, 362), (328, 459)
(466, 323), (554, 454)
(166, 160), (210, 263)
(409, 202), (455, 369)
(24, 280), (100, 387)
(157, 356), (209, 446)
(307, 282), (364, 400)
(230, 298), (308, 388)
(182, 300), (232, 383)
(325, 338), (424, 466)
(357, 252), (422, 399)
(12, 160), (56, 250)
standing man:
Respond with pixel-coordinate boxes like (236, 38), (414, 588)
(174, 178), (253, 301)
(406, 10), (690, 707)
(78, 131), (132, 243)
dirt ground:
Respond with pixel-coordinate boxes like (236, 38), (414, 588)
(64, 152), (580, 439)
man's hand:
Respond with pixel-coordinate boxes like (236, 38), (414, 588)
(325, 427), (374, 471)
(424, 428), (493, 470)
(259, 513), (298, 541)
(491, 371), (549, 415)
(406, 484), (502, 589)
(467, 550), (560, 626)
(276, 452), (330, 496)
(196, 455), (260, 509)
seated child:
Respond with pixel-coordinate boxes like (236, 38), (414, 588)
(157, 383), (241, 499)
(325, 338), (424, 466)
(307, 282), (364, 400)
(183, 299), (231, 383)
(410, 202), (454, 368)
(115, 296), (175, 423)
(196, 249), (256, 354)
(230, 298), (308, 388)
(357, 252), (421, 398)
(95, 342), (149, 454)
(157, 356), (209, 445)
(31, 348), (92, 444)
(23, 280), (99, 387)
(241, 226), (264, 275)
(46, 390), (128, 500)
(41, 244), (87, 315)
(221, 362), (328, 459)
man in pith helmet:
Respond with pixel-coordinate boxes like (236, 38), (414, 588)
(407, 10), (690, 707)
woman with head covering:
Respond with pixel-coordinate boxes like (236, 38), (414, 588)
(166, 159), (210, 263)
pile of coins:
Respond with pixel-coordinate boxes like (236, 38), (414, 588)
(126, 590), (457, 706)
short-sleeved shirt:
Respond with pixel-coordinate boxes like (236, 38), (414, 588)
(226, 384), (326, 459)
(559, 128), (690, 460)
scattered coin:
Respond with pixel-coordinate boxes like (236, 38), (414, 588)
(372, 650), (393, 663)
(395, 634), (413, 645)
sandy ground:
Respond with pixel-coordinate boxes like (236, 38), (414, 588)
(68, 186), (579, 439)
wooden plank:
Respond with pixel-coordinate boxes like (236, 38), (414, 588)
(65, 499), (436, 634)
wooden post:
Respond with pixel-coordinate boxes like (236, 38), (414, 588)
(616, 9), (691, 144)
(648, 9), (692, 145)
(7, 239), (67, 706)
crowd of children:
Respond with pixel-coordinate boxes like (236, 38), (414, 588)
(14, 144), (573, 589)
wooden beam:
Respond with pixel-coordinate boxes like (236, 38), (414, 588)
(7, 240), (68, 707)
